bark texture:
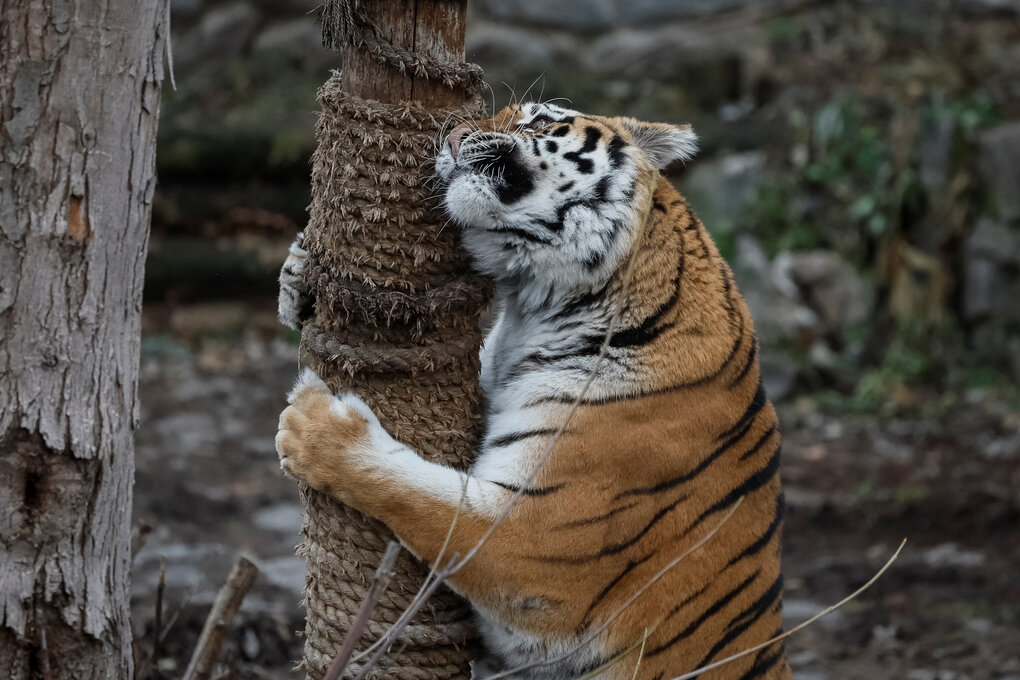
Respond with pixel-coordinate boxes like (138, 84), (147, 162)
(0, 1), (169, 677)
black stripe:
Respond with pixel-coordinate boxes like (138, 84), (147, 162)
(717, 381), (767, 442)
(490, 225), (552, 244)
(646, 570), (760, 658)
(563, 126), (601, 174)
(729, 338), (758, 388)
(554, 501), (639, 530)
(549, 281), (610, 321)
(608, 286), (679, 348)
(726, 494), (784, 568)
(736, 644), (785, 680)
(615, 403), (761, 500)
(729, 574), (784, 632)
(528, 282), (746, 407)
(491, 481), (564, 497)
(685, 445), (781, 535)
(607, 135), (627, 168)
(695, 574), (784, 668)
(738, 423), (777, 462)
(531, 494), (688, 564)
(526, 346), (732, 405)
(665, 583), (710, 620)
(580, 552), (655, 625)
(598, 494), (688, 557)
(487, 428), (560, 448)
(607, 240), (684, 350)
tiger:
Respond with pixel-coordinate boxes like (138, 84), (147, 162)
(276, 102), (791, 680)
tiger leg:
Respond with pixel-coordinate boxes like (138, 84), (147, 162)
(275, 369), (541, 619)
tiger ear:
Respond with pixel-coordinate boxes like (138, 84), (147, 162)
(615, 118), (698, 169)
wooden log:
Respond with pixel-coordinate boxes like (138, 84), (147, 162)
(341, 0), (471, 108)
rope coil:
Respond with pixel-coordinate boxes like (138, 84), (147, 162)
(297, 5), (490, 678)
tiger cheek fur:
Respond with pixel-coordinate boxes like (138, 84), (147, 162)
(277, 102), (792, 679)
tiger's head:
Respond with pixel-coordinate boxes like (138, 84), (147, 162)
(435, 102), (697, 294)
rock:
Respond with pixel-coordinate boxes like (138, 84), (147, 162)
(920, 543), (986, 570)
(583, 25), (749, 104)
(173, 2), (263, 72)
(152, 412), (221, 453)
(963, 219), (1020, 324)
(683, 151), (766, 235)
(919, 116), (954, 199)
(255, 555), (307, 595)
(253, 18), (334, 67)
(474, 0), (617, 30)
(760, 350), (798, 401)
(771, 250), (869, 336)
(959, 0), (1020, 14)
(733, 236), (819, 346)
(978, 122), (1020, 222)
(783, 598), (844, 631)
(907, 670), (962, 680)
(466, 23), (577, 71)
(474, 0), (785, 29)
(252, 503), (304, 534)
(786, 651), (818, 668)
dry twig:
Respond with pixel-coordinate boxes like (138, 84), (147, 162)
(667, 539), (908, 680)
(182, 556), (259, 680)
(323, 541), (402, 680)
(480, 498), (745, 680)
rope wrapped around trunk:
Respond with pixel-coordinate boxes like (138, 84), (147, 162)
(295, 3), (490, 678)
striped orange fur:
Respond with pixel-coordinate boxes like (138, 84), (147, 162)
(278, 103), (791, 680)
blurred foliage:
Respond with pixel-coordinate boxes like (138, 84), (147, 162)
(742, 92), (1002, 261)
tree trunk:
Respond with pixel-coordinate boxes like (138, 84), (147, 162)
(0, 1), (169, 678)
(341, 0), (469, 107)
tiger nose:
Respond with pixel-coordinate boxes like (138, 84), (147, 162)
(447, 125), (470, 159)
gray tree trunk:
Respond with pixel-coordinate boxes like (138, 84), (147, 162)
(0, 1), (169, 677)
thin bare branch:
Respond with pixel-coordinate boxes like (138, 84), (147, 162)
(631, 627), (651, 680)
(348, 471), (472, 666)
(481, 498), (745, 680)
(323, 541), (401, 680)
(572, 623), (659, 680)
(182, 556), (259, 680)
(667, 539), (908, 680)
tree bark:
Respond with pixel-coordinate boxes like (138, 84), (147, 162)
(0, 1), (169, 678)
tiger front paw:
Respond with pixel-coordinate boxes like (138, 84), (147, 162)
(275, 368), (389, 505)
(278, 232), (313, 330)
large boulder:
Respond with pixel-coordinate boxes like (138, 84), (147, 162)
(963, 219), (1020, 378)
(772, 250), (870, 338)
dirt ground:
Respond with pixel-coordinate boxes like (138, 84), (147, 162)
(130, 299), (1020, 680)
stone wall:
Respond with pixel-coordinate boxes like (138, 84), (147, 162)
(158, 0), (1020, 394)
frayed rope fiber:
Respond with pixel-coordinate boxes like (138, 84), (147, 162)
(296, 4), (490, 678)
